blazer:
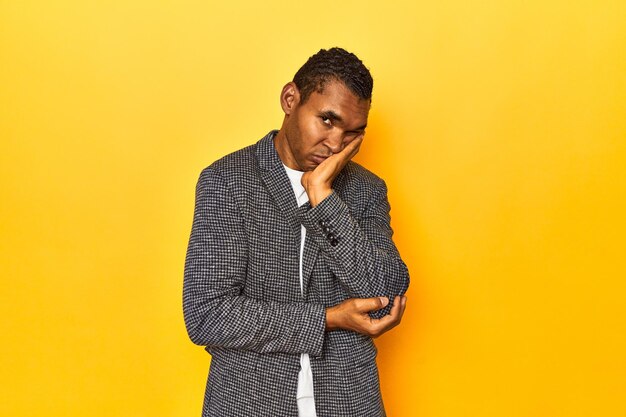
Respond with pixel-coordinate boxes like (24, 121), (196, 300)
(183, 130), (410, 417)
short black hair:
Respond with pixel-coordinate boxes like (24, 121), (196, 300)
(293, 47), (373, 104)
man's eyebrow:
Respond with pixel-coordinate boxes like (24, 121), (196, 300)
(319, 110), (343, 122)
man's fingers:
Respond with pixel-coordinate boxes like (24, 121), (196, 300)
(323, 136), (363, 169)
(304, 136), (364, 192)
(368, 296), (407, 337)
(329, 296), (407, 337)
(344, 135), (363, 154)
(391, 295), (407, 318)
(335, 136), (363, 167)
(354, 296), (389, 313)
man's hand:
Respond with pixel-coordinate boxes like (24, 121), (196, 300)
(302, 136), (363, 207)
(325, 295), (407, 338)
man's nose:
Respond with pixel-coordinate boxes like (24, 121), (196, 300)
(325, 131), (344, 154)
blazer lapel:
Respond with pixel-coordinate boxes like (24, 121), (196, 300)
(256, 131), (302, 248)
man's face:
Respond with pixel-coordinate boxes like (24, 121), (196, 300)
(281, 79), (370, 171)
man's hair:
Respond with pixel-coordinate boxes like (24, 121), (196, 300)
(293, 47), (373, 104)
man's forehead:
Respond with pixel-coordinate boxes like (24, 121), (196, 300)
(306, 81), (370, 123)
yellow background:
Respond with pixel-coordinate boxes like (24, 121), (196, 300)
(1, 1), (625, 416)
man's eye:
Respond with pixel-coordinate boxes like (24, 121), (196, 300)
(321, 117), (331, 126)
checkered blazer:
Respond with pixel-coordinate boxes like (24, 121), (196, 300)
(183, 130), (409, 417)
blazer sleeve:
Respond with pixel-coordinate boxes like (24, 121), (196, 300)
(183, 167), (326, 356)
(297, 178), (410, 318)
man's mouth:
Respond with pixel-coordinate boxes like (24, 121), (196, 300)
(311, 155), (329, 164)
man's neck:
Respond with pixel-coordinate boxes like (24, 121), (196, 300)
(273, 129), (300, 170)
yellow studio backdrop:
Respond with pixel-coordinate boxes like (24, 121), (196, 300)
(1, 1), (625, 416)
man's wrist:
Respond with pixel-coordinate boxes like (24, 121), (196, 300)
(325, 306), (339, 331)
(307, 186), (332, 207)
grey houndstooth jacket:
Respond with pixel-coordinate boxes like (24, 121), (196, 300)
(183, 130), (409, 417)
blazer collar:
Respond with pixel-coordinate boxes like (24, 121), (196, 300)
(256, 130), (284, 172)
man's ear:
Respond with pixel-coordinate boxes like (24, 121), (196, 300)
(280, 82), (300, 115)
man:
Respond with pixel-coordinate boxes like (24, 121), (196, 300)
(183, 47), (409, 417)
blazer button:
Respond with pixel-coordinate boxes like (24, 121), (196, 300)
(330, 238), (339, 247)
